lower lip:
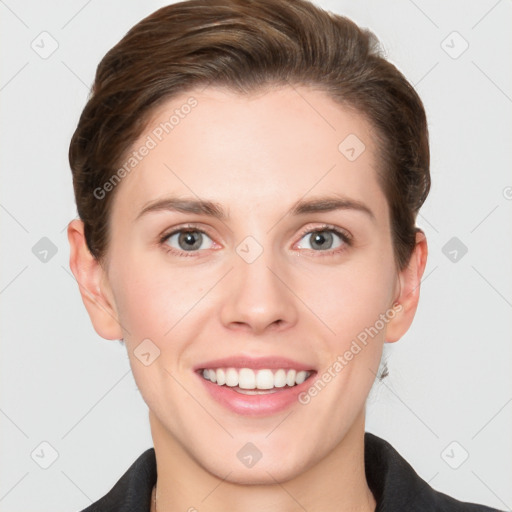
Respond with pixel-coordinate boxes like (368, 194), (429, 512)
(196, 371), (316, 417)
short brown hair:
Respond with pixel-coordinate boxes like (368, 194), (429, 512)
(69, 0), (430, 270)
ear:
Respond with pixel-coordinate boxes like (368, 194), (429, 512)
(67, 219), (123, 341)
(385, 229), (428, 343)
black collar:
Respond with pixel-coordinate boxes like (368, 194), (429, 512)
(80, 432), (501, 511)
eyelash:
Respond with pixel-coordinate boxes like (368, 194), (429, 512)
(295, 224), (353, 257)
(159, 224), (215, 258)
(158, 223), (353, 258)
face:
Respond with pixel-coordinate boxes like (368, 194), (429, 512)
(73, 85), (421, 484)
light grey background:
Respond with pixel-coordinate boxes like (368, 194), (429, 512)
(1, 1), (511, 511)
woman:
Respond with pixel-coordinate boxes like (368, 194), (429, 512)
(67, 0), (502, 510)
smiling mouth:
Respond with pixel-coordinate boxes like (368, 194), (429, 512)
(197, 367), (315, 394)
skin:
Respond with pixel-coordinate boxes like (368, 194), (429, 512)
(68, 85), (427, 512)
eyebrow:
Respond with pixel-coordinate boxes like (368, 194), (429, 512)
(135, 195), (375, 222)
(136, 197), (226, 220)
(290, 196), (375, 221)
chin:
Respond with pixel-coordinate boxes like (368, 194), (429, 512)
(204, 460), (305, 486)
(193, 443), (316, 485)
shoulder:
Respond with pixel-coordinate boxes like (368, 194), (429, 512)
(364, 432), (503, 512)
(78, 448), (156, 512)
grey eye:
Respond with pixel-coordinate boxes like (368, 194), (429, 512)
(166, 230), (214, 251)
(297, 230), (344, 251)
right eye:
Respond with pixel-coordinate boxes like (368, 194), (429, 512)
(163, 229), (216, 252)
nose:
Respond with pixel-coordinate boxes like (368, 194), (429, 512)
(219, 251), (299, 334)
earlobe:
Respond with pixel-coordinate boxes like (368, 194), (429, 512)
(67, 219), (123, 341)
(385, 229), (428, 343)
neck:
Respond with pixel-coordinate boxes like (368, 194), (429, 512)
(149, 410), (376, 512)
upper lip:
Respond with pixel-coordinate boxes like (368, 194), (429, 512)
(194, 355), (315, 372)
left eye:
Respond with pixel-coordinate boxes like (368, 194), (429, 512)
(165, 230), (215, 251)
(296, 230), (345, 251)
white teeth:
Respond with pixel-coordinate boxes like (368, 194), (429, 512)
(286, 369), (296, 387)
(238, 368), (256, 389)
(216, 368), (226, 386)
(295, 370), (308, 385)
(225, 368), (238, 387)
(256, 369), (274, 389)
(200, 367), (312, 389)
(273, 369), (287, 388)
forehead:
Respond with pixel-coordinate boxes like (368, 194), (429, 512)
(110, 85), (387, 223)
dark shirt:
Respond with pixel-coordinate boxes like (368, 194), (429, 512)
(80, 432), (502, 511)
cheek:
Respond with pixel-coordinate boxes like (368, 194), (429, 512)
(110, 260), (216, 412)
(296, 250), (397, 343)
(295, 257), (395, 424)
(110, 256), (215, 345)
